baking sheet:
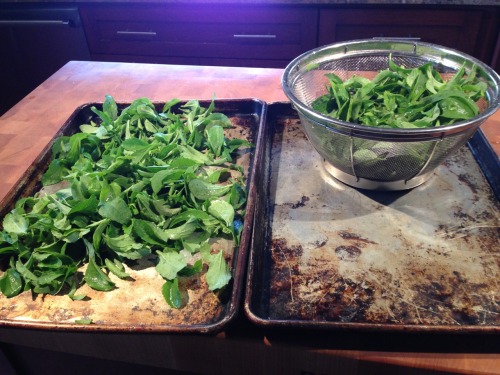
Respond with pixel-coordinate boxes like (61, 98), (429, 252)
(245, 102), (500, 333)
(0, 99), (265, 333)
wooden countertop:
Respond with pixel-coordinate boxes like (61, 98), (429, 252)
(0, 61), (499, 375)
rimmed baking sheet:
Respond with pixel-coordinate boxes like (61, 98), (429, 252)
(245, 102), (500, 333)
(0, 99), (265, 333)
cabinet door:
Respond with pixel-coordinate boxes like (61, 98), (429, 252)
(319, 8), (482, 56)
(0, 7), (90, 115)
(80, 4), (318, 68)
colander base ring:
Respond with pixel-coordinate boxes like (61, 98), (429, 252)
(322, 160), (434, 191)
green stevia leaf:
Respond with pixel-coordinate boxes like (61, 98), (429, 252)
(103, 94), (118, 121)
(36, 270), (65, 289)
(178, 145), (211, 164)
(163, 221), (199, 241)
(81, 174), (103, 197)
(92, 219), (110, 252)
(204, 114), (231, 131)
(91, 106), (112, 126)
(412, 105), (441, 127)
(135, 194), (162, 223)
(154, 142), (178, 161)
(32, 252), (63, 270)
(151, 200), (182, 218)
(79, 124), (99, 134)
(134, 219), (198, 245)
(439, 96), (478, 119)
(47, 202), (71, 221)
(128, 180), (148, 193)
(150, 169), (186, 194)
(42, 159), (69, 186)
(58, 227), (89, 244)
(311, 95), (331, 114)
(31, 196), (50, 214)
(71, 180), (89, 201)
(68, 280), (86, 301)
(3, 212), (29, 235)
(137, 103), (158, 121)
(156, 250), (187, 280)
(75, 318), (93, 324)
(104, 231), (151, 260)
(122, 137), (150, 151)
(162, 278), (182, 309)
(34, 240), (64, 254)
(202, 166), (226, 182)
(83, 237), (96, 259)
(68, 133), (94, 165)
(15, 258), (37, 283)
(84, 256), (115, 292)
(133, 219), (168, 246)
(162, 98), (181, 113)
(98, 197), (132, 225)
(325, 72), (343, 85)
(169, 157), (200, 169)
(201, 247), (231, 291)
(95, 126), (109, 139)
(105, 258), (130, 279)
(229, 183), (246, 210)
(0, 268), (23, 298)
(144, 119), (158, 133)
(170, 209), (218, 229)
(208, 200), (234, 227)
(188, 179), (232, 201)
(68, 195), (99, 216)
(207, 125), (224, 156)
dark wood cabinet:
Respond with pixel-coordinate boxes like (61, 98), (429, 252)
(319, 6), (498, 72)
(80, 4), (319, 68)
(0, 6), (90, 115)
(79, 3), (499, 72)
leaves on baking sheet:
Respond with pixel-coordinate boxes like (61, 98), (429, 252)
(0, 96), (253, 308)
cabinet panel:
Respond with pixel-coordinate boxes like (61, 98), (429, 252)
(80, 4), (318, 66)
(0, 6), (90, 115)
(319, 8), (482, 56)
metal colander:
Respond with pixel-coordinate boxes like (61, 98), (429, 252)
(282, 39), (500, 190)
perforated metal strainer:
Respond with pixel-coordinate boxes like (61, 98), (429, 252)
(282, 39), (500, 190)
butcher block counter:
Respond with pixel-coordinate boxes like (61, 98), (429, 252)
(0, 61), (499, 375)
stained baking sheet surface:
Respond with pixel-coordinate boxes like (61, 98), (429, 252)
(245, 103), (500, 333)
(0, 99), (265, 333)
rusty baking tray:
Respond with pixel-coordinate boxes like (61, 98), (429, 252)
(245, 102), (500, 333)
(0, 99), (265, 333)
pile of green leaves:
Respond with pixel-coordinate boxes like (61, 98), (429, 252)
(312, 56), (487, 128)
(0, 96), (252, 308)
(310, 57), (488, 179)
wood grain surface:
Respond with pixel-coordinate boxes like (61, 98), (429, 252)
(0, 61), (499, 375)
